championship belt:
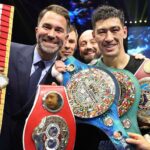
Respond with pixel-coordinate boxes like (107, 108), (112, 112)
(23, 85), (76, 150)
(96, 59), (141, 134)
(62, 56), (134, 150)
(0, 3), (14, 132)
(135, 60), (150, 80)
(135, 60), (150, 130)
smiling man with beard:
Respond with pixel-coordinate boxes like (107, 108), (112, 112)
(0, 4), (70, 150)
(78, 29), (101, 64)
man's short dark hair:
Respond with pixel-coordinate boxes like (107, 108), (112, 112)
(37, 5), (70, 32)
(70, 24), (78, 39)
(92, 5), (125, 29)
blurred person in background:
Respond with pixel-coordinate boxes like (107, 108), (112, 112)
(59, 25), (78, 59)
(78, 29), (101, 64)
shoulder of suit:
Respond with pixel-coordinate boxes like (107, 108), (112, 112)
(10, 42), (35, 58)
(11, 42), (35, 50)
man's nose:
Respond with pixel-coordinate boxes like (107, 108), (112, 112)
(47, 29), (56, 38)
(105, 31), (113, 41)
(86, 42), (93, 49)
(64, 41), (70, 50)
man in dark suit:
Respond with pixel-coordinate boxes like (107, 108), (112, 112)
(0, 4), (70, 150)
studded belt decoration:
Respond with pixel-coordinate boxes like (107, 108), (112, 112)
(138, 77), (150, 129)
(62, 56), (135, 150)
(135, 60), (150, 130)
(95, 59), (141, 134)
(23, 85), (76, 150)
(107, 68), (141, 134)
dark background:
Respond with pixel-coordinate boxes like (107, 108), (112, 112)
(0, 0), (150, 45)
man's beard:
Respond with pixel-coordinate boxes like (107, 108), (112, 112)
(37, 35), (63, 55)
(81, 48), (100, 63)
(83, 55), (95, 63)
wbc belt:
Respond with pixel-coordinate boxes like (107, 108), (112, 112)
(135, 60), (150, 130)
(95, 59), (141, 134)
(23, 85), (76, 150)
(62, 56), (135, 150)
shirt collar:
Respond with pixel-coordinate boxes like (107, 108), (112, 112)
(33, 46), (57, 68)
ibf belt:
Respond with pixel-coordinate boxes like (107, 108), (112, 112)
(96, 59), (141, 134)
(62, 57), (135, 150)
(23, 85), (76, 150)
(134, 60), (150, 129)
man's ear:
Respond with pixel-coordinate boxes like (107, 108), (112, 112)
(123, 26), (128, 39)
(65, 33), (69, 40)
(92, 30), (95, 39)
(64, 34), (69, 46)
(35, 27), (38, 34)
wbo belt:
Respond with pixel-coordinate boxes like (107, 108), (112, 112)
(62, 56), (135, 150)
(23, 85), (76, 150)
(135, 60), (150, 130)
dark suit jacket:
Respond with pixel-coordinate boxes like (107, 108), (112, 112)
(0, 42), (59, 150)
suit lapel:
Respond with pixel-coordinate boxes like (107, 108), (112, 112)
(17, 46), (34, 104)
(15, 48), (59, 117)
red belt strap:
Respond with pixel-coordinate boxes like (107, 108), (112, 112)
(23, 85), (76, 150)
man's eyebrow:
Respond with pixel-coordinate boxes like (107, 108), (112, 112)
(97, 26), (121, 31)
(42, 23), (51, 26)
(42, 23), (65, 30)
(56, 26), (64, 30)
(97, 27), (107, 30)
(110, 26), (120, 28)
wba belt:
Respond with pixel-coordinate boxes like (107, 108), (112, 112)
(135, 59), (150, 129)
(62, 56), (135, 150)
(23, 85), (76, 150)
